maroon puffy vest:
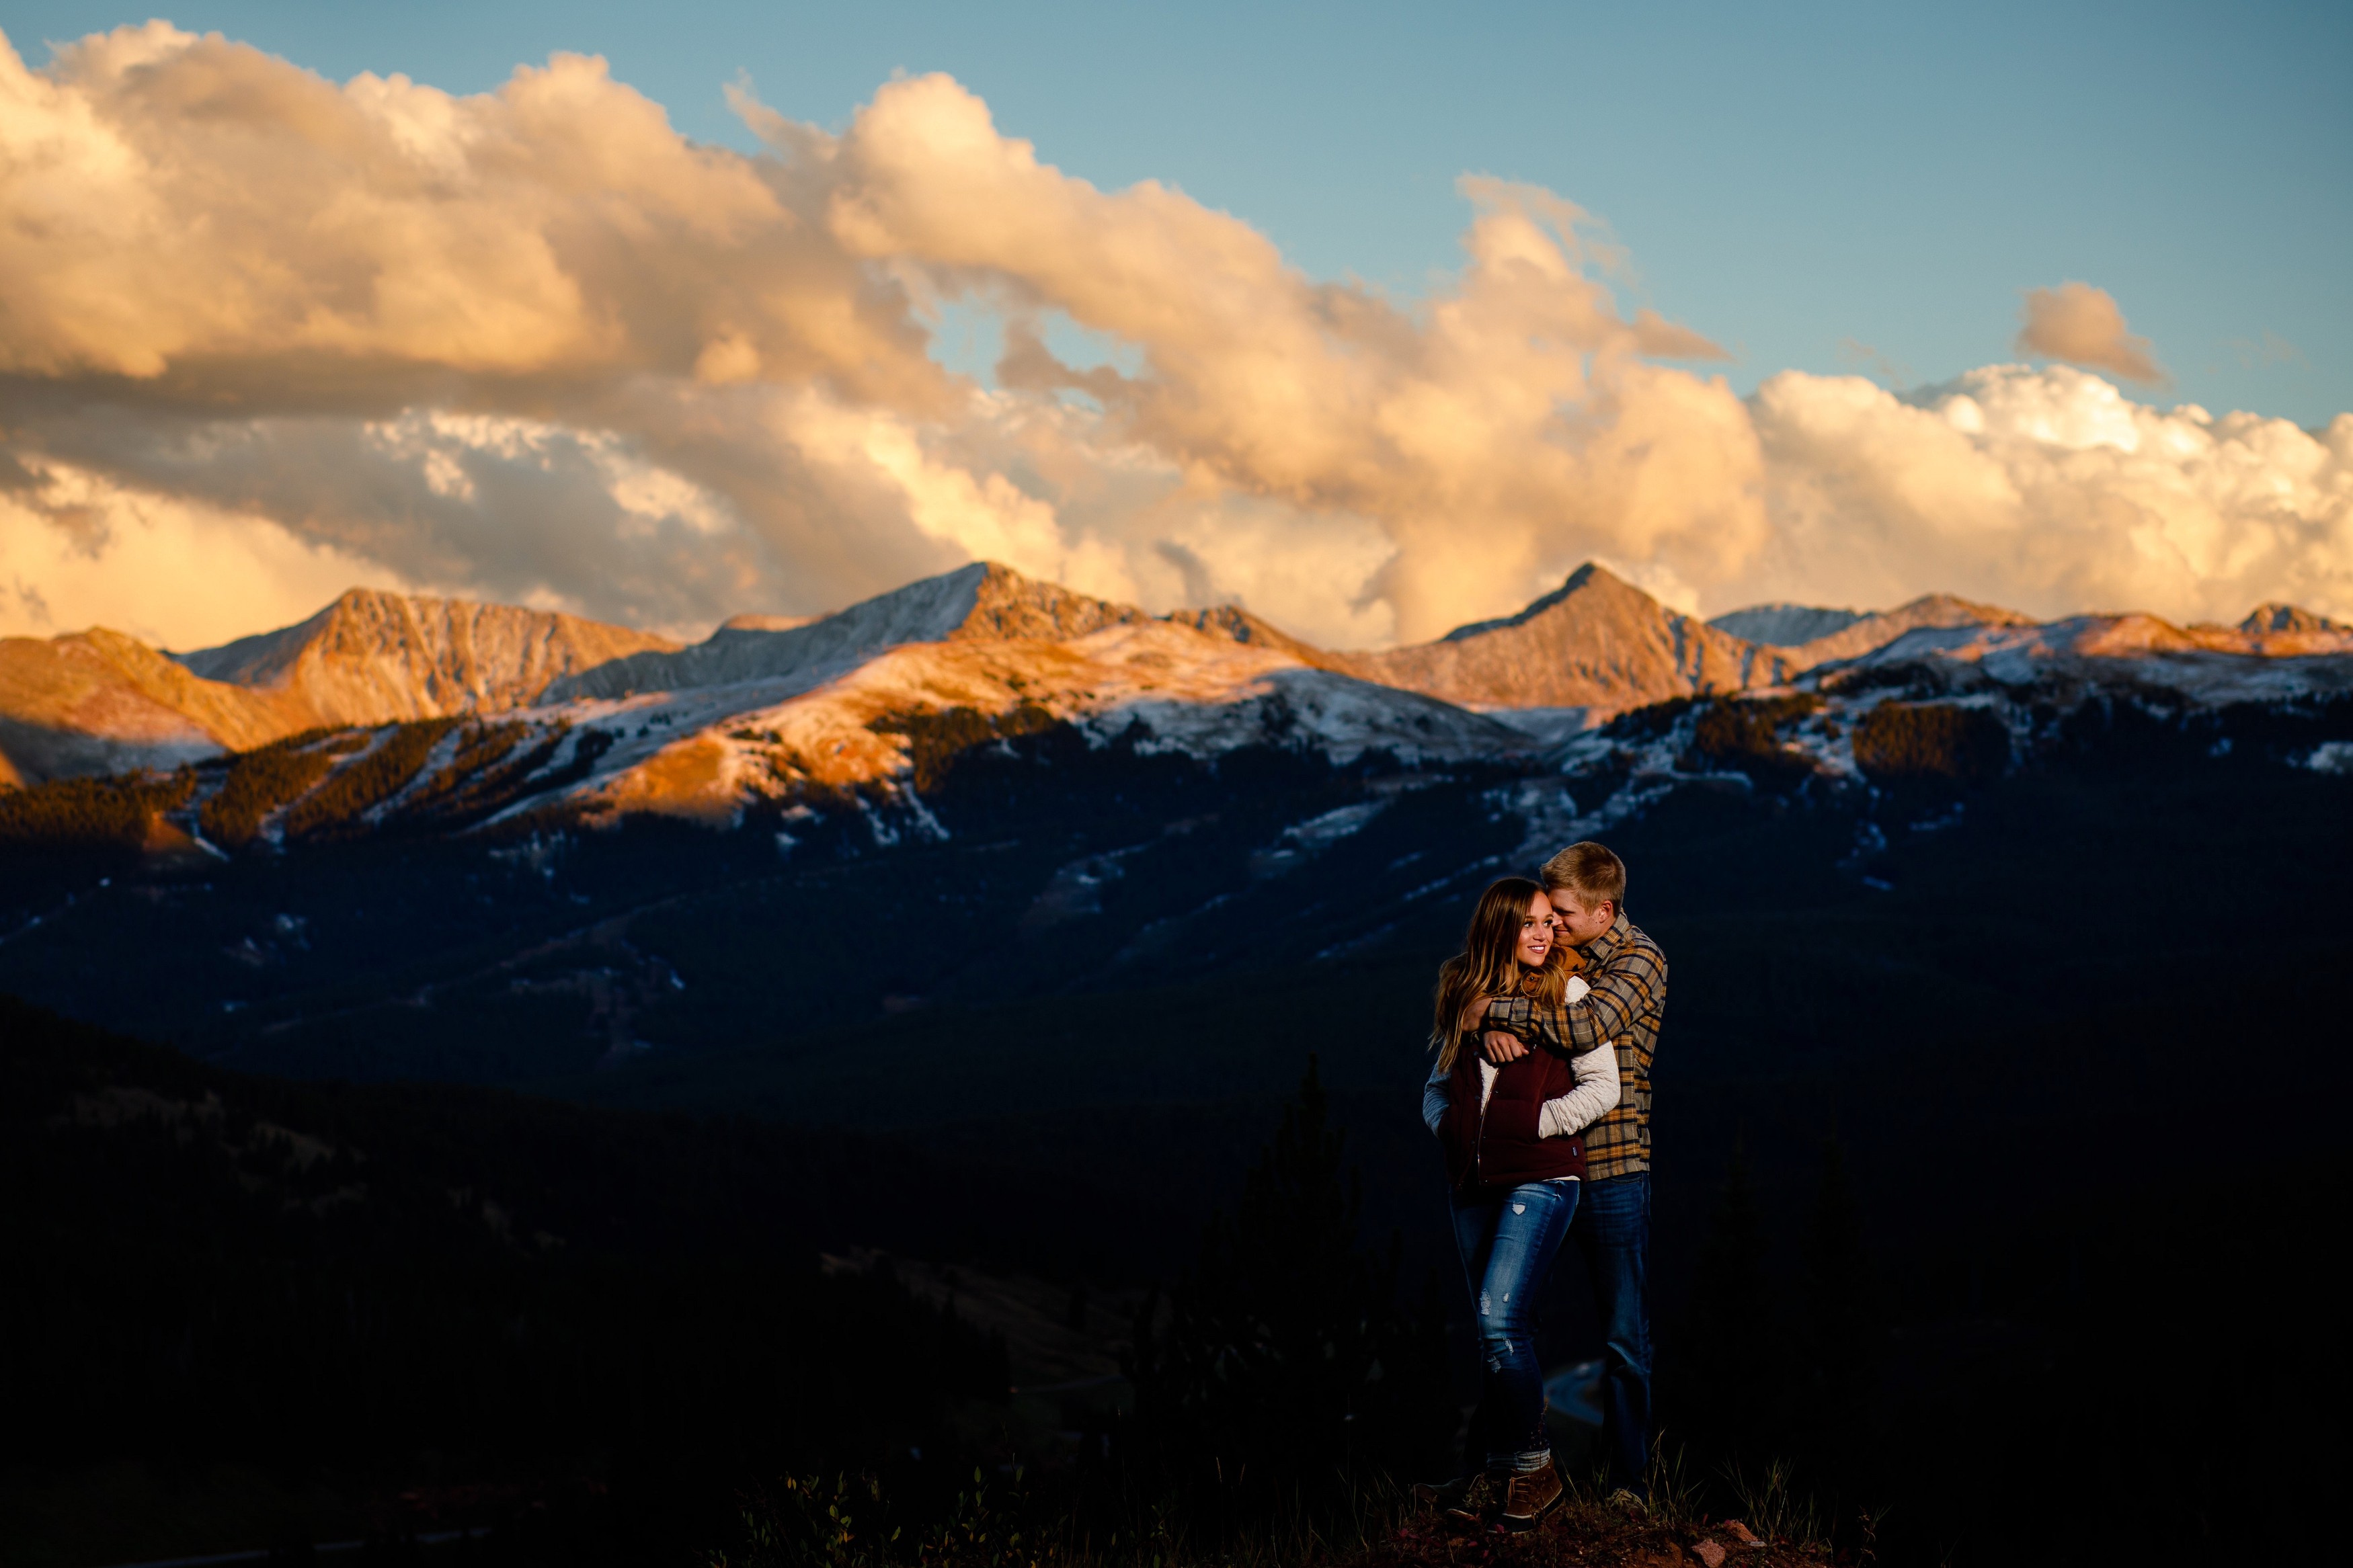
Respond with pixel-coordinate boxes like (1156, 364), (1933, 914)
(1435, 1038), (1587, 1198)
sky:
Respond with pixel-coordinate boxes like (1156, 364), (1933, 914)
(1, 1), (2348, 650)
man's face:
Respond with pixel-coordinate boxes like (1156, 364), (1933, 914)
(1546, 887), (1616, 948)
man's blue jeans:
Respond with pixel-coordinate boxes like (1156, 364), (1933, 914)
(1451, 1180), (1579, 1467)
(1570, 1173), (1652, 1495)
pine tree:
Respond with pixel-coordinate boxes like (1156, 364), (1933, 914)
(1127, 1056), (1449, 1500)
(1679, 1137), (1784, 1465)
(1799, 1136), (1877, 1464)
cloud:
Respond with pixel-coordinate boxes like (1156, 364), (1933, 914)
(2015, 282), (2166, 385)
(1744, 364), (2353, 623)
(2227, 331), (2304, 370)
(1, 24), (2347, 657)
(0, 460), (398, 647)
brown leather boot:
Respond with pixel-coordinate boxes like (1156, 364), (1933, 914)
(1441, 1469), (1508, 1528)
(1499, 1461), (1564, 1533)
(1411, 1473), (1477, 1511)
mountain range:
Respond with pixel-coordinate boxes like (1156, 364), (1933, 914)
(10, 563), (2347, 1568)
(7, 561), (2348, 806)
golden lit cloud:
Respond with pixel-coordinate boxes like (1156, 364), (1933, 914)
(2015, 282), (2166, 386)
(1, 24), (2346, 655)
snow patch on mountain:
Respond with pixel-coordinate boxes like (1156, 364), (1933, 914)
(2303, 741), (2353, 776)
(1088, 666), (1529, 765)
(514, 612), (1539, 826)
(1829, 617), (2353, 704)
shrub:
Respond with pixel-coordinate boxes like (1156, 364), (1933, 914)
(1852, 700), (2010, 785)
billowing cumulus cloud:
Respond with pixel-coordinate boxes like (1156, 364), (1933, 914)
(2015, 282), (2166, 386)
(1745, 365), (2352, 622)
(2, 24), (2347, 655)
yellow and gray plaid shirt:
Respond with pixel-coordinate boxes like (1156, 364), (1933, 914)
(1486, 911), (1668, 1180)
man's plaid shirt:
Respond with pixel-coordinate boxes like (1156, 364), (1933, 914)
(1486, 911), (1668, 1180)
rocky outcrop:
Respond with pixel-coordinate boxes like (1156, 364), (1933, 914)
(954, 563), (1153, 641)
(177, 588), (677, 723)
(1339, 563), (1796, 712)
(1158, 606), (1354, 671)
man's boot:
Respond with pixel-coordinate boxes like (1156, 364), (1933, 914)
(1440, 1469), (1509, 1528)
(1499, 1460), (1564, 1534)
(1410, 1473), (1477, 1511)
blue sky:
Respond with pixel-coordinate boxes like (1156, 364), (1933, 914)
(9, 0), (2348, 424)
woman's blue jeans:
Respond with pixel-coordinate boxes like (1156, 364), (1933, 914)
(1451, 1180), (1579, 1467)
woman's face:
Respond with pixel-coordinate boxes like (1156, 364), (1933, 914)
(1517, 892), (1555, 968)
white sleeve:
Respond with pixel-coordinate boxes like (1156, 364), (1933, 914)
(1422, 1055), (1451, 1136)
(1536, 1036), (1621, 1139)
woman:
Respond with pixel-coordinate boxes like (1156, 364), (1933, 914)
(1418, 877), (1620, 1532)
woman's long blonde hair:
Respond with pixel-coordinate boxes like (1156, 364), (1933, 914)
(1429, 877), (1576, 1071)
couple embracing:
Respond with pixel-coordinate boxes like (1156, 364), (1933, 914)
(1415, 841), (1667, 1532)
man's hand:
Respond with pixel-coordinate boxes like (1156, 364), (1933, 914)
(1482, 1029), (1528, 1065)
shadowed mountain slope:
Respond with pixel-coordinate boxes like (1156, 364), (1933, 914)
(1707, 602), (1867, 646)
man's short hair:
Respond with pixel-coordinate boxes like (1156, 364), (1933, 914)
(1542, 841), (1626, 911)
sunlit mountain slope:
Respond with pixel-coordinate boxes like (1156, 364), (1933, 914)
(179, 587), (679, 723)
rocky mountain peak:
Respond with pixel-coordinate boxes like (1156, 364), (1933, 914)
(175, 588), (678, 724)
(1341, 562), (1790, 712)
(540, 562), (1147, 704)
(1767, 592), (2036, 669)
(2241, 603), (2348, 634)
(953, 562), (1152, 641)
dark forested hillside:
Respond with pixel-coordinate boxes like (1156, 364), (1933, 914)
(5, 685), (2351, 1563)
(0, 997), (1205, 1566)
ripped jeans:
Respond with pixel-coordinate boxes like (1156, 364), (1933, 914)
(1450, 1180), (1579, 1469)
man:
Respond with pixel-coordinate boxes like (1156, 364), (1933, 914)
(1481, 841), (1667, 1512)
